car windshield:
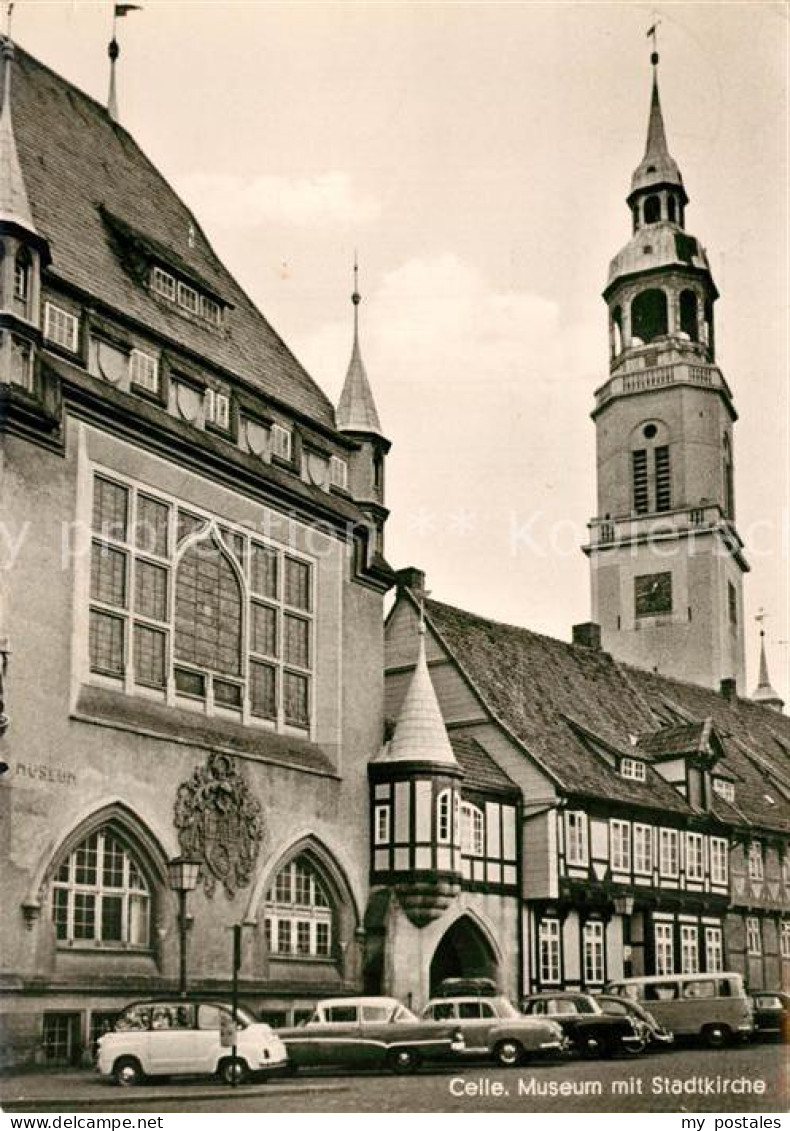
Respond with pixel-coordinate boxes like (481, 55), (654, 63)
(391, 1005), (418, 1023)
(493, 998), (520, 1019)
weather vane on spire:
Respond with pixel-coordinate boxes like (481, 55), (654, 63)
(107, 2), (142, 123)
(646, 17), (661, 67)
(4, 2), (14, 39)
(755, 608), (768, 636)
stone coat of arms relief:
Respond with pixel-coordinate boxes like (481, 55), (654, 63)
(174, 752), (264, 898)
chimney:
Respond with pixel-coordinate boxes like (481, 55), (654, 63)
(572, 622), (602, 651)
(719, 678), (737, 702)
(395, 567), (426, 595)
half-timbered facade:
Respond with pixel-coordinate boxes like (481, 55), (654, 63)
(378, 581), (789, 1003)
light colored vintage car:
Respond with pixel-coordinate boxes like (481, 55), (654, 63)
(96, 999), (288, 1085)
(421, 995), (566, 1066)
(278, 995), (465, 1074)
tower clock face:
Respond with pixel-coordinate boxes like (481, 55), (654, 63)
(635, 571), (673, 617)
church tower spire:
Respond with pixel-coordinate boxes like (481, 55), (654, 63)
(751, 612), (784, 712)
(583, 43), (748, 693)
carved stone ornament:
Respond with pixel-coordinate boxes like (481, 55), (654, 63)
(174, 752), (264, 899)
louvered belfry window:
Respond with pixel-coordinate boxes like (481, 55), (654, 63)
(632, 450), (649, 514)
(654, 445), (672, 511)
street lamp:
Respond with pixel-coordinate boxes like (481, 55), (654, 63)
(167, 856), (201, 996)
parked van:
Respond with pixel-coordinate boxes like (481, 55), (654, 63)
(605, 973), (753, 1047)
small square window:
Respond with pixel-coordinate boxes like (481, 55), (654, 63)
(44, 303), (79, 352)
(271, 424), (293, 462)
(177, 281), (200, 314)
(129, 349), (160, 395)
(330, 455), (348, 490)
(205, 388), (231, 430)
(151, 267), (176, 301)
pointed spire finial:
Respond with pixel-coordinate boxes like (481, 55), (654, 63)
(647, 17), (661, 68)
(336, 252), (384, 437)
(107, 4), (142, 123)
(752, 609), (785, 712)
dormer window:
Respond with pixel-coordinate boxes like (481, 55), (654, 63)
(205, 388), (230, 431)
(151, 266), (176, 302)
(44, 302), (79, 353)
(271, 424), (293, 463)
(177, 281), (199, 315)
(712, 778), (735, 803)
(330, 455), (348, 491)
(620, 756), (646, 782)
(149, 265), (224, 327)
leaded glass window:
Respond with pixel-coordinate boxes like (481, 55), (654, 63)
(51, 829), (150, 947)
(87, 473), (314, 730)
(264, 857), (333, 959)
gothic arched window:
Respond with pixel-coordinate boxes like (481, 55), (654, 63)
(631, 288), (668, 345)
(52, 828), (151, 947)
(263, 856), (334, 958)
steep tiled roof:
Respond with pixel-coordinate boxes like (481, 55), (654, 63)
(12, 46), (335, 429)
(450, 735), (518, 794)
(416, 594), (790, 833)
(637, 721), (711, 760)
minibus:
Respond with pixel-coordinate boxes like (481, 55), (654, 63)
(605, 972), (753, 1046)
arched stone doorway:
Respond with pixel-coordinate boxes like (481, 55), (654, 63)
(429, 914), (499, 996)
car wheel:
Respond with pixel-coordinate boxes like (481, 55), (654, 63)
(388, 1047), (420, 1074)
(113, 1057), (144, 1087)
(218, 1056), (250, 1086)
(702, 1024), (730, 1049)
(493, 1039), (523, 1068)
(580, 1034), (603, 1059)
(621, 1036), (647, 1057)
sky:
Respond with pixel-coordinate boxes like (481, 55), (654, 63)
(13, 0), (789, 705)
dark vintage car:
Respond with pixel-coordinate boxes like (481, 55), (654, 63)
(750, 991), (790, 1042)
(597, 994), (673, 1047)
(277, 996), (465, 1073)
(521, 992), (646, 1057)
(422, 995), (566, 1066)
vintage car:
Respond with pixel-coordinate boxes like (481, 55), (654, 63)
(277, 996), (465, 1073)
(96, 999), (288, 1085)
(421, 995), (566, 1066)
(521, 992), (647, 1057)
(597, 994), (673, 1047)
(750, 991), (790, 1042)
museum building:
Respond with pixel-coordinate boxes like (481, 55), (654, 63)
(0, 34), (787, 1069)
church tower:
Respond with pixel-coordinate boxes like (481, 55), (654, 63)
(584, 49), (748, 692)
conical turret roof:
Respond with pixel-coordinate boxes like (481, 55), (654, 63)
(336, 276), (384, 438)
(382, 621), (458, 766)
(0, 39), (37, 235)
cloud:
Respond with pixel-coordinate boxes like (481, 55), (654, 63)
(176, 171), (381, 229)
